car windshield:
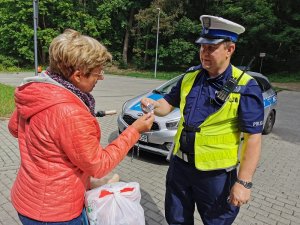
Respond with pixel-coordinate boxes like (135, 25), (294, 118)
(253, 76), (271, 91)
(153, 75), (183, 95)
(247, 72), (272, 92)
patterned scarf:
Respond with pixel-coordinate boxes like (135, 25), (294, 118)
(46, 69), (96, 116)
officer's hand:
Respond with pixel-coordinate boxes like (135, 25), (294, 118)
(131, 113), (154, 134)
(228, 182), (251, 207)
(140, 98), (158, 114)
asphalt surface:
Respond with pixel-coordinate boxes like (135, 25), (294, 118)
(0, 72), (300, 225)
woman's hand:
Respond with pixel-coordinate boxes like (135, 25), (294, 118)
(131, 113), (155, 134)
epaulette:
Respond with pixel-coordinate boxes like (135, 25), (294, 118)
(185, 65), (202, 73)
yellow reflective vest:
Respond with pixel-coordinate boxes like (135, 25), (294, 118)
(173, 66), (253, 171)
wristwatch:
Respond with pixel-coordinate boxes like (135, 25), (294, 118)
(236, 178), (253, 189)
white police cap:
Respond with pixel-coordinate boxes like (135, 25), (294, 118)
(195, 15), (245, 45)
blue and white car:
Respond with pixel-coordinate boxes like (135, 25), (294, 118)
(117, 71), (277, 156)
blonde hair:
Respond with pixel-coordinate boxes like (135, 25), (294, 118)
(49, 29), (112, 79)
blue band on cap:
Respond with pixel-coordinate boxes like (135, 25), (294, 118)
(201, 28), (238, 42)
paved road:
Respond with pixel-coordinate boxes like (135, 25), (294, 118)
(0, 72), (300, 225)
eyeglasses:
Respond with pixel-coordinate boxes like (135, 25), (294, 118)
(90, 70), (104, 78)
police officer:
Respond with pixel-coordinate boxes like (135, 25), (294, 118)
(141, 15), (264, 225)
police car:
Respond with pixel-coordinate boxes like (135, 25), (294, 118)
(117, 71), (277, 157)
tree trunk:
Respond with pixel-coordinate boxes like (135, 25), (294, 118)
(122, 8), (134, 65)
(144, 34), (149, 66)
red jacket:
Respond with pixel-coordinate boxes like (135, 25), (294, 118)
(8, 79), (140, 222)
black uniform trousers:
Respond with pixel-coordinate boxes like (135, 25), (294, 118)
(165, 156), (239, 225)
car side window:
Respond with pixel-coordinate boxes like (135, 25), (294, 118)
(253, 77), (271, 92)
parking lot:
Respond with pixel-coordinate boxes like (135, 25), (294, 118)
(0, 72), (300, 225)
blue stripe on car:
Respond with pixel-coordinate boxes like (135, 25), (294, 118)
(130, 94), (163, 111)
(264, 94), (277, 108)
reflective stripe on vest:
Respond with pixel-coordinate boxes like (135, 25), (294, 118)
(173, 66), (253, 171)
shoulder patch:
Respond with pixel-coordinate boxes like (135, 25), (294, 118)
(186, 65), (202, 73)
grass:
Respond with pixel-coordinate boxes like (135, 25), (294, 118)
(0, 83), (15, 118)
(106, 65), (300, 83)
(106, 66), (181, 80)
(266, 71), (300, 83)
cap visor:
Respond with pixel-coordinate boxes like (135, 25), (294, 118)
(195, 37), (225, 45)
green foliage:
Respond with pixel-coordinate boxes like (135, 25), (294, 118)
(124, 70), (181, 80)
(0, 55), (22, 72)
(158, 16), (199, 68)
(0, 83), (15, 117)
(0, 55), (18, 68)
(268, 71), (300, 82)
(118, 60), (129, 69)
(159, 39), (197, 68)
(0, 0), (299, 74)
(133, 1), (200, 69)
(0, 1), (35, 66)
(109, 68), (300, 83)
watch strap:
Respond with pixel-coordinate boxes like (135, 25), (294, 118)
(236, 178), (253, 189)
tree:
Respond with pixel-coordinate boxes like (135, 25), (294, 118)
(133, 0), (199, 69)
(271, 0), (300, 72)
(0, 1), (36, 65)
(0, 0), (298, 73)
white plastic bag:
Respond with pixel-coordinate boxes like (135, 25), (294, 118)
(85, 182), (145, 225)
